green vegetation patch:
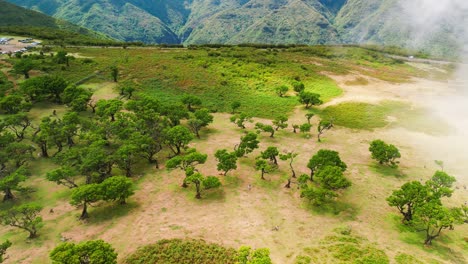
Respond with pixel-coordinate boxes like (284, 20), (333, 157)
(297, 228), (389, 264)
(319, 100), (451, 134)
(394, 253), (424, 264)
(320, 101), (406, 130)
(125, 239), (238, 264)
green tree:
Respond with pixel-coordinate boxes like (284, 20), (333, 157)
(214, 149), (238, 176)
(181, 94), (202, 112)
(425, 170), (456, 199)
(317, 119), (333, 142)
(275, 85), (288, 97)
(272, 115), (288, 131)
(46, 167), (79, 189)
(0, 94), (31, 114)
(113, 143), (140, 177)
(231, 101), (241, 113)
(0, 167), (28, 201)
(300, 186), (337, 206)
(235, 132), (259, 157)
(315, 166), (351, 190)
(70, 184), (102, 219)
(255, 158), (273, 180)
(280, 151), (298, 188)
(13, 58), (35, 79)
(387, 181), (428, 223)
(305, 113), (314, 124)
(50, 240), (117, 264)
(5, 142), (35, 168)
(110, 65), (119, 82)
(298, 92), (322, 108)
(62, 85), (93, 112)
(413, 201), (463, 245)
(299, 123), (312, 136)
(1, 113), (33, 141)
(130, 132), (162, 167)
(164, 125), (194, 155)
(0, 203), (42, 238)
(307, 149), (347, 181)
(260, 146), (279, 165)
(101, 176), (134, 204)
(44, 75), (68, 103)
(230, 113), (251, 129)
(161, 103), (189, 126)
(0, 240), (12, 263)
(186, 173), (221, 199)
(369, 140), (401, 167)
(188, 108), (214, 138)
(166, 148), (207, 187)
(255, 123), (275, 138)
(292, 81), (305, 94)
(238, 246), (272, 264)
(292, 124), (299, 133)
(55, 50), (69, 65)
(96, 99), (123, 122)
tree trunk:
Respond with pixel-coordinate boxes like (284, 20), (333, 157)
(24, 72), (30, 79)
(40, 143), (49, 158)
(290, 162), (296, 178)
(270, 130), (275, 138)
(310, 170), (314, 181)
(285, 178), (291, 188)
(424, 227), (442, 245)
(273, 156), (278, 165)
(3, 188), (14, 201)
(28, 228), (37, 239)
(110, 114), (115, 122)
(402, 204), (413, 223)
(317, 132), (322, 142)
(67, 137), (75, 148)
(195, 183), (201, 199)
(261, 169), (265, 180)
(293, 127), (297, 133)
(181, 180), (188, 188)
(80, 203), (89, 220)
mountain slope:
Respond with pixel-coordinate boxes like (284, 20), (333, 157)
(5, 0), (462, 54)
(335, 0), (459, 56)
(0, 0), (126, 46)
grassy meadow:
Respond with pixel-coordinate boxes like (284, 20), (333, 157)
(0, 44), (466, 264)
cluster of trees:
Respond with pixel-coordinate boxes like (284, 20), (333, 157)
(50, 239), (117, 264)
(1, 59), (224, 242)
(387, 170), (467, 245)
(299, 150), (351, 205)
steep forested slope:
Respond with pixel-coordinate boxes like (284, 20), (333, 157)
(5, 0), (461, 54)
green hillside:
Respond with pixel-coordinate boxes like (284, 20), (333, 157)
(0, 0), (101, 37)
(5, 0), (462, 56)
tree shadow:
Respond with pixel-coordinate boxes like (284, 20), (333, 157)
(87, 201), (139, 225)
(304, 200), (359, 221)
(370, 164), (406, 178)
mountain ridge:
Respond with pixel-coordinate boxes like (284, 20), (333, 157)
(5, 0), (460, 55)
